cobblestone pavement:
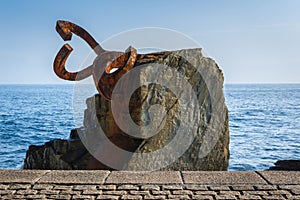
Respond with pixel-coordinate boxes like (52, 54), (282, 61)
(0, 170), (299, 199)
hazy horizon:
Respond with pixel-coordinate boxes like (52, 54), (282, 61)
(0, 82), (299, 85)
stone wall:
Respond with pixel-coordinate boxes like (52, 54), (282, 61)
(1, 170), (300, 199)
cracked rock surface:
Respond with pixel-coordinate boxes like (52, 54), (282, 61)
(24, 48), (229, 170)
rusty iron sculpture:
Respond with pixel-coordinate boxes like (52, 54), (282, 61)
(54, 20), (164, 100)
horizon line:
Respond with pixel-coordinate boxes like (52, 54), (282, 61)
(0, 82), (299, 85)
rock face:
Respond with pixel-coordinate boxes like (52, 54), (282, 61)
(269, 160), (300, 171)
(23, 130), (110, 170)
(24, 48), (229, 170)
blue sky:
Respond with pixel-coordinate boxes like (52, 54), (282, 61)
(0, 0), (299, 84)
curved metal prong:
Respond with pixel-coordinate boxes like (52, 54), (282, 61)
(53, 44), (93, 81)
(96, 46), (138, 100)
(56, 20), (105, 55)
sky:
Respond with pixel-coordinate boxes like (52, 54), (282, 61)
(0, 0), (299, 84)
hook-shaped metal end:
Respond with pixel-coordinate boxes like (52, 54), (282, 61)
(53, 44), (75, 80)
(55, 20), (104, 55)
(53, 44), (93, 81)
(56, 20), (73, 41)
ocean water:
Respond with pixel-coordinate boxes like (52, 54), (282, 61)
(226, 84), (300, 170)
(0, 84), (299, 170)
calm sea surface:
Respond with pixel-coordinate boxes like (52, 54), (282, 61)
(0, 84), (299, 170)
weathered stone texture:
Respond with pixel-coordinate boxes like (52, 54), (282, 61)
(0, 171), (300, 200)
(24, 48), (229, 170)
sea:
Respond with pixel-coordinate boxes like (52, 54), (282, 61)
(0, 84), (299, 170)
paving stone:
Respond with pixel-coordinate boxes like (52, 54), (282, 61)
(102, 190), (127, 195)
(168, 194), (190, 199)
(258, 171), (300, 185)
(279, 185), (300, 190)
(16, 189), (37, 195)
(121, 194), (143, 199)
(60, 190), (82, 195)
(47, 194), (72, 199)
(72, 194), (95, 199)
(144, 194), (166, 199)
(269, 190), (291, 195)
(39, 170), (110, 184)
(141, 185), (160, 191)
(152, 190), (171, 195)
(26, 194), (47, 199)
(118, 185), (140, 190)
(0, 195), (15, 200)
(218, 190), (241, 196)
(215, 195), (237, 200)
(191, 195), (214, 200)
(209, 186), (231, 191)
(185, 185), (208, 191)
(279, 185), (300, 195)
(0, 184), (9, 190)
(0, 190), (16, 195)
(162, 185), (183, 190)
(8, 194), (24, 199)
(238, 195), (262, 200)
(242, 190), (269, 196)
(9, 183), (31, 190)
(53, 185), (73, 190)
(287, 195), (300, 200)
(231, 185), (255, 191)
(96, 194), (119, 200)
(38, 189), (60, 195)
(172, 190), (193, 195)
(73, 185), (98, 190)
(33, 184), (54, 190)
(194, 191), (217, 195)
(82, 190), (102, 195)
(255, 185), (277, 190)
(97, 185), (116, 190)
(106, 171), (182, 184)
(0, 170), (48, 184)
(182, 171), (267, 185)
(291, 189), (300, 195)
(130, 190), (150, 195)
(262, 195), (285, 200)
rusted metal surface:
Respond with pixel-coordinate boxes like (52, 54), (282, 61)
(54, 20), (143, 100)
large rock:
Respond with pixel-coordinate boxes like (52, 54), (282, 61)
(23, 129), (111, 170)
(269, 160), (300, 171)
(24, 48), (229, 170)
